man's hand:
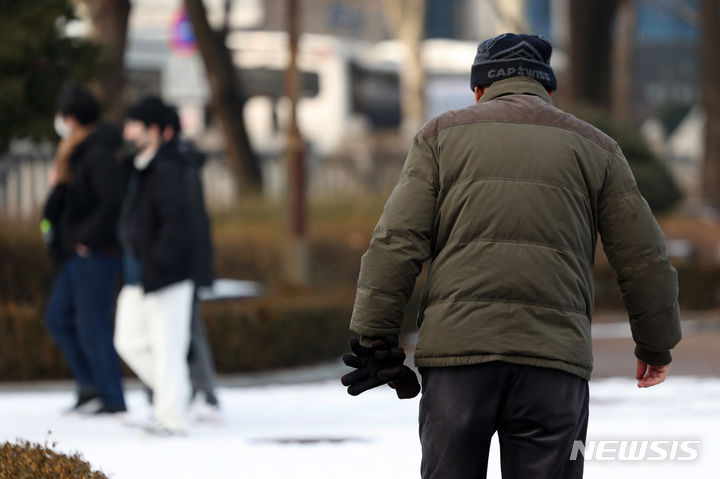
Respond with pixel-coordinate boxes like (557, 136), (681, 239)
(636, 359), (670, 388)
(341, 336), (420, 399)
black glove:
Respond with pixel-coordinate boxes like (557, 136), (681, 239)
(380, 364), (422, 399)
(341, 336), (420, 399)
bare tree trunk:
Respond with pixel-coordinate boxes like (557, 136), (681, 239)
(77, 0), (131, 125)
(611, 0), (635, 123)
(568, 0), (619, 109)
(700, 0), (720, 207)
(185, 0), (262, 193)
(383, 0), (427, 137)
(284, 0), (309, 286)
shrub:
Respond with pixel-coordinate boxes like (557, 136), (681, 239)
(0, 288), (357, 381)
(0, 439), (108, 479)
(0, 221), (54, 304)
(568, 105), (683, 214)
(0, 302), (71, 380)
(594, 262), (720, 311)
(201, 288), (356, 373)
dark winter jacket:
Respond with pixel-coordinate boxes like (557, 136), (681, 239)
(172, 137), (214, 287)
(350, 77), (681, 380)
(43, 124), (123, 261)
(119, 143), (193, 293)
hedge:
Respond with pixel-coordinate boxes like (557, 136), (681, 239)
(0, 289), (356, 382)
(595, 262), (720, 311)
(567, 105), (683, 214)
(0, 440), (108, 479)
(0, 221), (54, 305)
(200, 289), (355, 373)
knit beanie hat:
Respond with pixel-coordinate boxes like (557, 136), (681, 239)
(470, 33), (557, 92)
(127, 96), (168, 129)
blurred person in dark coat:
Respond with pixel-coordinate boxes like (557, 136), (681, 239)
(42, 85), (126, 414)
(162, 105), (221, 418)
(114, 96), (194, 435)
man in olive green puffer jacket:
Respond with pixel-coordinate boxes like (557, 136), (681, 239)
(343, 33), (681, 479)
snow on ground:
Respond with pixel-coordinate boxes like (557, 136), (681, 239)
(1, 376), (719, 478)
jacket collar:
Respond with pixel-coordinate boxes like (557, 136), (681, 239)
(478, 77), (553, 105)
(134, 145), (158, 171)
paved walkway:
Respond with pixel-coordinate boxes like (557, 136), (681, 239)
(591, 311), (720, 378)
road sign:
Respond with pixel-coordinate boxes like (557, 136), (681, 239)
(167, 7), (197, 56)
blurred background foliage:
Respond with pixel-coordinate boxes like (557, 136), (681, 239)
(0, 0), (99, 153)
(570, 106), (683, 213)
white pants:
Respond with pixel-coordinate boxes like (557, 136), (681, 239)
(114, 279), (194, 432)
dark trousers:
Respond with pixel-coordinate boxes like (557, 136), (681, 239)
(419, 361), (589, 479)
(45, 252), (125, 409)
(188, 292), (219, 405)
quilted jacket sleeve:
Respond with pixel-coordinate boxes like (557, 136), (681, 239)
(350, 132), (439, 337)
(598, 146), (681, 366)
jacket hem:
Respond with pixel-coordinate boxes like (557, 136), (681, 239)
(143, 275), (193, 294)
(414, 353), (592, 381)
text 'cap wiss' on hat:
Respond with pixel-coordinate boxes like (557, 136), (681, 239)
(471, 33), (557, 92)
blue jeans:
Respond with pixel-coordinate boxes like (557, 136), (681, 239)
(45, 252), (125, 409)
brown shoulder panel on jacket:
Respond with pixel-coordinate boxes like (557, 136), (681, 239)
(421, 95), (617, 153)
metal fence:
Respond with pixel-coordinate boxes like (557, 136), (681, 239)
(0, 144), (53, 221)
(0, 143), (239, 222)
(0, 140), (400, 222)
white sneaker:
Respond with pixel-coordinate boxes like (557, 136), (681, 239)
(121, 409), (155, 429)
(189, 394), (223, 424)
(142, 421), (187, 437)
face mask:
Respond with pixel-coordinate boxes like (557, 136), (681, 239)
(54, 115), (71, 139)
(122, 140), (140, 157)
